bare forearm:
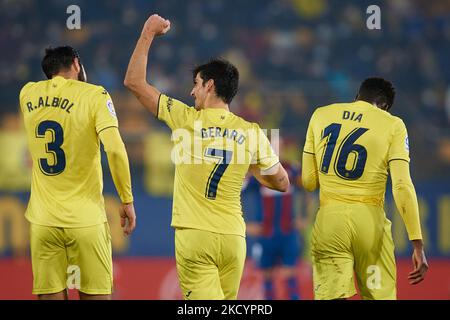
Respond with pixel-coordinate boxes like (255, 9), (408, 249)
(124, 34), (161, 115)
(250, 163), (289, 192)
(124, 34), (153, 88)
(249, 166), (271, 188)
(274, 165), (290, 192)
(412, 239), (423, 250)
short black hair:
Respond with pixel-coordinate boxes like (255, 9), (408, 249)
(41, 46), (79, 79)
(193, 58), (239, 104)
(357, 77), (396, 111)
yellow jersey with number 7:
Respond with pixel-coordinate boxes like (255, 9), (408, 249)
(157, 94), (279, 237)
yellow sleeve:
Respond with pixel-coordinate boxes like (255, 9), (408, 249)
(390, 159), (422, 240)
(303, 111), (316, 154)
(91, 88), (119, 134)
(301, 151), (319, 192)
(99, 127), (133, 204)
(252, 124), (279, 171)
(157, 94), (195, 130)
(19, 82), (35, 114)
(301, 111), (318, 191)
(387, 118), (410, 163)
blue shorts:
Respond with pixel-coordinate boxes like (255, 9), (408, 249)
(253, 232), (300, 269)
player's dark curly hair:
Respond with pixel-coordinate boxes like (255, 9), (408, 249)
(193, 58), (239, 104)
(357, 77), (396, 111)
(41, 46), (80, 79)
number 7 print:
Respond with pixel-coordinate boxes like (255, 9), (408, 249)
(204, 148), (233, 200)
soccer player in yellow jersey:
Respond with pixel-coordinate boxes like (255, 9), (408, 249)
(302, 78), (429, 300)
(19, 46), (136, 300)
(124, 14), (290, 300)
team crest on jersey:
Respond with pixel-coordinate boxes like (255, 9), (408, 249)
(106, 99), (116, 117)
(405, 136), (409, 151)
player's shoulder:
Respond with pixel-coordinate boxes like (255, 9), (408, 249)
(163, 94), (196, 114)
(234, 113), (258, 130)
(317, 102), (346, 110)
(386, 113), (405, 125)
(20, 81), (37, 91)
(308, 102), (345, 122)
(162, 93), (192, 106)
(387, 114), (407, 132)
(208, 110), (257, 131)
(19, 81), (40, 98)
(369, 106), (405, 128)
(244, 120), (264, 134)
(366, 103), (400, 121)
(314, 102), (360, 113)
(68, 80), (107, 96)
(224, 111), (259, 129)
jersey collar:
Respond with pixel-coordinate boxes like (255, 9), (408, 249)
(51, 76), (68, 85)
(353, 100), (376, 108)
(204, 107), (230, 113)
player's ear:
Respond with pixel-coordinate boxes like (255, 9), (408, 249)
(74, 57), (87, 82)
(377, 102), (389, 112)
(73, 58), (81, 74)
(374, 97), (389, 112)
(206, 79), (214, 93)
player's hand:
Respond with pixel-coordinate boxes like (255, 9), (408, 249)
(408, 241), (428, 285)
(120, 202), (136, 236)
(141, 14), (171, 38)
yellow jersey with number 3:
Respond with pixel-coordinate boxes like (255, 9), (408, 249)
(157, 94), (279, 237)
(19, 76), (118, 227)
(304, 100), (410, 207)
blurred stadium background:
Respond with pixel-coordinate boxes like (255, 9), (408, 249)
(0, 0), (449, 299)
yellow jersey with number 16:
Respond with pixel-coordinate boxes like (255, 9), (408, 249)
(303, 100), (410, 207)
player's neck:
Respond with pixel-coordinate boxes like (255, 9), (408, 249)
(203, 96), (229, 111)
(52, 71), (77, 81)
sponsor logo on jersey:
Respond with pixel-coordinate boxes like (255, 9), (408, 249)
(107, 99), (116, 117)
